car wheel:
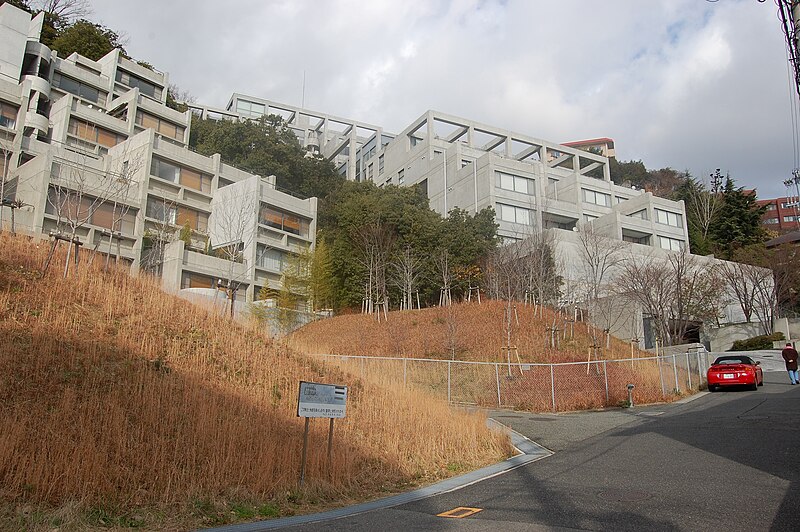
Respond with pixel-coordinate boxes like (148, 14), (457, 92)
(758, 375), (764, 386)
(750, 379), (758, 391)
(708, 384), (716, 392)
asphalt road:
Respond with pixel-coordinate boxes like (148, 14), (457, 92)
(271, 371), (800, 532)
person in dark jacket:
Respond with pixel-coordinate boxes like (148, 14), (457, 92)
(781, 342), (799, 385)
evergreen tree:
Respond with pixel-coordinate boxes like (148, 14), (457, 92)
(50, 19), (126, 60)
(709, 177), (767, 259)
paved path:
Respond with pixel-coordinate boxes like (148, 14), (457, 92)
(207, 372), (800, 531)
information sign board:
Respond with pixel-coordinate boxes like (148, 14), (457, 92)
(297, 381), (347, 418)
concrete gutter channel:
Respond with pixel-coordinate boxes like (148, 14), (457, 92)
(204, 421), (552, 532)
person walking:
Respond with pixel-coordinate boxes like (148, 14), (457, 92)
(781, 342), (799, 385)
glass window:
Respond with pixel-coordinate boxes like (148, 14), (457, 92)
(629, 209), (648, 220)
(182, 272), (215, 289)
(584, 214), (598, 222)
(496, 171), (534, 194)
(497, 203), (532, 225)
(783, 215), (799, 222)
(259, 204), (310, 237)
(116, 70), (162, 100)
(398, 169), (404, 184)
(764, 218), (780, 224)
(654, 208), (683, 227)
(461, 159), (472, 168)
(150, 157), (211, 193)
(235, 99), (265, 119)
(378, 154), (384, 175)
(256, 245), (284, 270)
(136, 110), (185, 141)
(68, 118), (125, 148)
(765, 204), (777, 211)
(145, 196), (208, 231)
(582, 188), (611, 207)
(0, 101), (18, 128)
(53, 72), (105, 105)
(658, 236), (684, 251)
(46, 187), (136, 233)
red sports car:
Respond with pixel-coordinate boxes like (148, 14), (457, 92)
(707, 355), (763, 392)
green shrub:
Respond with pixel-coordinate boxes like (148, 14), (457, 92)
(729, 331), (785, 351)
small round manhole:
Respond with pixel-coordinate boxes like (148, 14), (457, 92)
(598, 488), (652, 502)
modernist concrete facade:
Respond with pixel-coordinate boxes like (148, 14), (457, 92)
(0, 3), (317, 304)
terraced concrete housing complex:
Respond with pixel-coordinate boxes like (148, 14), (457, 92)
(0, 4), (317, 304)
(0, 3), (765, 345)
(195, 97), (689, 250)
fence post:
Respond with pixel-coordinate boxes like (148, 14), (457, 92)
(495, 363), (501, 407)
(550, 364), (556, 412)
(698, 351), (704, 385)
(686, 352), (692, 390)
(658, 356), (666, 397)
(673, 353), (680, 393)
(603, 360), (609, 403)
(447, 360), (451, 404)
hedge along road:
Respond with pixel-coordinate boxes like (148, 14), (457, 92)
(205, 370), (800, 532)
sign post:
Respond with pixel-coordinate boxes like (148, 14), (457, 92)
(297, 381), (347, 487)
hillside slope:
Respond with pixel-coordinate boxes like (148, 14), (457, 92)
(0, 233), (511, 530)
(291, 300), (645, 362)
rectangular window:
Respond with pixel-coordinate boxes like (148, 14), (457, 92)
(136, 110), (185, 141)
(45, 187), (136, 233)
(68, 118), (125, 148)
(150, 157), (211, 193)
(398, 169), (404, 184)
(765, 204), (777, 211)
(781, 201), (796, 209)
(146, 196), (208, 231)
(53, 72), (106, 105)
(584, 214), (598, 222)
(497, 203), (532, 225)
(256, 244), (284, 270)
(378, 154), (384, 175)
(582, 188), (611, 207)
(116, 70), (162, 100)
(658, 236), (684, 251)
(368, 163), (374, 180)
(783, 215), (799, 222)
(629, 209), (648, 220)
(654, 208), (683, 227)
(461, 159), (472, 168)
(764, 218), (780, 224)
(235, 99), (266, 119)
(0, 101), (18, 128)
(496, 171), (534, 194)
(259, 204), (310, 237)
(182, 272), (215, 289)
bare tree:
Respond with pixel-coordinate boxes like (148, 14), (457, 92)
(353, 221), (394, 319)
(435, 248), (454, 307)
(31, 0), (91, 21)
(44, 152), (134, 277)
(209, 187), (258, 318)
(685, 173), (723, 244)
(617, 249), (725, 346)
(140, 197), (178, 275)
(484, 243), (526, 373)
(576, 224), (626, 353)
(391, 245), (422, 310)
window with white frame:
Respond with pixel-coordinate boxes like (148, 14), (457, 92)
(783, 215), (799, 222)
(497, 203), (533, 225)
(496, 171), (534, 194)
(584, 214), (598, 223)
(764, 217), (780, 224)
(582, 188), (611, 207)
(398, 169), (404, 184)
(658, 236), (684, 251)
(256, 245), (284, 270)
(378, 154), (384, 175)
(654, 208), (683, 227)
(765, 203), (777, 211)
(781, 201), (797, 209)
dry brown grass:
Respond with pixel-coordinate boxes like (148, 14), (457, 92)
(290, 301), (695, 412)
(0, 232), (512, 530)
(290, 300), (647, 363)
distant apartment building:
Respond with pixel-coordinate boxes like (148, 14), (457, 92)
(0, 3), (317, 304)
(756, 196), (800, 234)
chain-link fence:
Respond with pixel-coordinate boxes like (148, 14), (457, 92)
(317, 348), (712, 412)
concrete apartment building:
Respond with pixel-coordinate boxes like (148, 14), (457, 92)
(0, 3), (317, 304)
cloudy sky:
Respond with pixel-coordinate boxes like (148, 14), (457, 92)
(89, 0), (797, 198)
